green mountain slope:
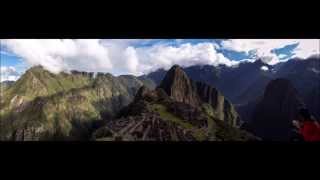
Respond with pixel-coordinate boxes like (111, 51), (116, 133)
(93, 87), (256, 141)
(0, 66), (154, 140)
(1, 66), (92, 114)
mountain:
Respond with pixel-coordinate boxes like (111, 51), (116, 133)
(243, 78), (304, 141)
(159, 65), (239, 126)
(145, 59), (274, 105)
(1, 66), (92, 107)
(158, 65), (200, 107)
(144, 68), (167, 85)
(146, 57), (320, 119)
(273, 57), (320, 119)
(1, 57), (318, 141)
(305, 84), (320, 120)
(0, 66), (155, 140)
(93, 65), (256, 141)
(211, 60), (273, 104)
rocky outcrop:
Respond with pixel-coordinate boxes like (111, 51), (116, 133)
(159, 65), (239, 127)
(196, 81), (238, 126)
(159, 65), (200, 106)
(245, 78), (304, 140)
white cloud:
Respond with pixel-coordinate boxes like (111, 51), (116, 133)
(291, 39), (319, 59)
(3, 39), (318, 77)
(0, 66), (20, 82)
(221, 39), (319, 65)
(124, 47), (140, 75)
(3, 39), (113, 74)
(134, 43), (238, 73)
(3, 39), (237, 76)
(260, 66), (269, 71)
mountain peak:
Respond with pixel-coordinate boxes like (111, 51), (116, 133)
(159, 64), (200, 106)
(165, 65), (185, 78)
(26, 65), (46, 73)
(171, 64), (182, 70)
(254, 59), (265, 64)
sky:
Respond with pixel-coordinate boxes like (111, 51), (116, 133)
(1, 39), (319, 82)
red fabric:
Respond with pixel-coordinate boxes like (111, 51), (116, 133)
(299, 121), (320, 142)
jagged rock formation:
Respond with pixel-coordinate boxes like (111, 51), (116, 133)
(159, 65), (200, 107)
(196, 81), (239, 127)
(159, 65), (239, 126)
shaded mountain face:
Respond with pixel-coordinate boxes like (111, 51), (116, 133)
(305, 84), (320, 120)
(0, 66), (155, 140)
(144, 68), (167, 85)
(93, 65), (256, 141)
(244, 79), (304, 141)
(212, 60), (273, 104)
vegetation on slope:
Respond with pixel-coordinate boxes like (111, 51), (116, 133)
(0, 66), (151, 140)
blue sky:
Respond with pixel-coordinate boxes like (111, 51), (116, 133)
(1, 39), (319, 81)
(271, 43), (299, 59)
